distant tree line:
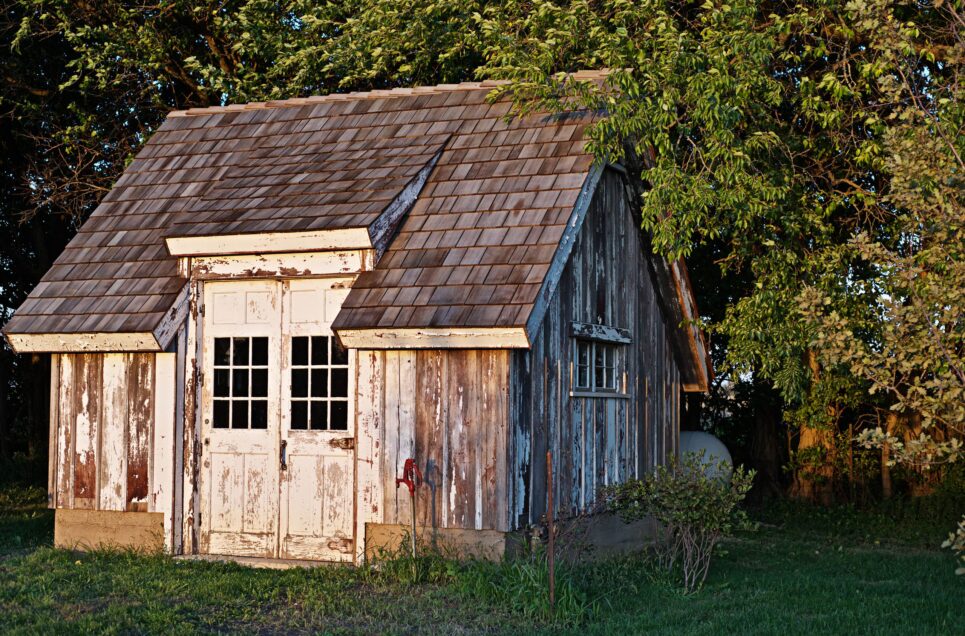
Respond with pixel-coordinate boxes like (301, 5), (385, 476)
(1, 0), (961, 504)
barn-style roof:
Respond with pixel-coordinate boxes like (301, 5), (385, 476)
(3, 71), (710, 389)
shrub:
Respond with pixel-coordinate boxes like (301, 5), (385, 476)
(603, 452), (755, 593)
(941, 516), (965, 576)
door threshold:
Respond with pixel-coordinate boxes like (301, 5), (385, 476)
(176, 554), (347, 570)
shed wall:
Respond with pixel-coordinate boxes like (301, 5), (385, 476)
(509, 170), (682, 528)
(356, 349), (511, 534)
(49, 352), (177, 520)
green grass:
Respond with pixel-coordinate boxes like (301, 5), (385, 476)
(0, 485), (961, 635)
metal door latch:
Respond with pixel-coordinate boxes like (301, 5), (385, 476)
(280, 439), (288, 471)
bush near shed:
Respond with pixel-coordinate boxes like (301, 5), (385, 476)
(604, 453), (755, 592)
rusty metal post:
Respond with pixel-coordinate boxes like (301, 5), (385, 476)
(547, 450), (555, 617)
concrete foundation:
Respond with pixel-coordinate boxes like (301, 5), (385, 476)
(54, 509), (164, 552)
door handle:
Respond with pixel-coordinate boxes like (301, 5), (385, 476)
(280, 439), (288, 471)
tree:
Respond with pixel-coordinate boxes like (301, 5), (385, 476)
(2, 0), (960, 512)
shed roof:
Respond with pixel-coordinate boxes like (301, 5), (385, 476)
(4, 76), (598, 344)
(3, 71), (709, 389)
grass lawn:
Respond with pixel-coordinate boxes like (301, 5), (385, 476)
(0, 484), (961, 635)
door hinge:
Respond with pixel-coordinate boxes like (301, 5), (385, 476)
(199, 371), (204, 386)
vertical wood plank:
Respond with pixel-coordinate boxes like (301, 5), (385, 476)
(445, 351), (474, 528)
(99, 353), (129, 511)
(397, 352), (417, 527)
(571, 396), (584, 511)
(356, 349), (384, 561)
(480, 350), (509, 531)
(48, 354), (60, 509)
(57, 355), (74, 507)
(182, 279), (202, 553)
(72, 354), (102, 508)
(173, 326), (187, 553)
(153, 352), (176, 551)
(383, 351), (401, 525)
(127, 353), (154, 510)
(509, 351), (531, 529)
(415, 350), (446, 530)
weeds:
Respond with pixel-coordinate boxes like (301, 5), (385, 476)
(456, 551), (597, 626)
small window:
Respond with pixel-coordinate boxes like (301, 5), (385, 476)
(574, 340), (620, 393)
(290, 336), (349, 431)
(212, 336), (269, 430)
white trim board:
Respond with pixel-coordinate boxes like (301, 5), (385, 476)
(165, 228), (373, 257)
(4, 331), (161, 353)
(336, 327), (530, 349)
(188, 250), (373, 279)
(153, 283), (190, 351)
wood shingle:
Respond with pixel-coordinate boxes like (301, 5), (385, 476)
(4, 77), (608, 345)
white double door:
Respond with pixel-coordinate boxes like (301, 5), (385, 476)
(199, 278), (356, 562)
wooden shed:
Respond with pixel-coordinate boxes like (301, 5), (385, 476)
(3, 72), (711, 564)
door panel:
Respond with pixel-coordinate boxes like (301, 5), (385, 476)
(200, 277), (356, 562)
(279, 278), (356, 562)
(201, 280), (281, 558)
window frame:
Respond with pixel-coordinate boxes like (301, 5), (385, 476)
(211, 336), (271, 430)
(570, 322), (631, 398)
(288, 334), (350, 432)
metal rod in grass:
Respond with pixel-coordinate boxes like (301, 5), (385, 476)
(547, 450), (555, 618)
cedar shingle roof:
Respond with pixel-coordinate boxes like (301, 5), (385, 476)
(3, 75), (606, 344)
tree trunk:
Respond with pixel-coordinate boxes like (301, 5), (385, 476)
(881, 411), (899, 499)
(903, 411), (937, 498)
(0, 349), (8, 461)
(790, 350), (837, 506)
(749, 380), (784, 500)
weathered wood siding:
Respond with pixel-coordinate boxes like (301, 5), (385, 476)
(356, 349), (511, 533)
(49, 352), (177, 520)
(510, 170), (683, 528)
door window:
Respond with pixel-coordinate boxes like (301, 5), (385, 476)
(289, 335), (350, 431)
(212, 336), (270, 429)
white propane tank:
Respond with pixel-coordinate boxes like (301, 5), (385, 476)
(679, 431), (733, 483)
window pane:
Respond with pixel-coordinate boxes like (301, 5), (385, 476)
(291, 401), (307, 430)
(214, 338), (231, 366)
(311, 369), (328, 397)
(291, 369), (308, 398)
(292, 337), (309, 366)
(231, 401), (249, 429)
(330, 401), (348, 431)
(311, 336), (328, 365)
(214, 369), (230, 397)
(331, 340), (348, 365)
(250, 401), (268, 429)
(251, 337), (268, 366)
(577, 365), (589, 389)
(310, 401), (328, 430)
(232, 338), (249, 365)
(578, 341), (589, 366)
(331, 368), (348, 398)
(213, 400), (230, 428)
(232, 369), (249, 397)
(251, 369), (268, 397)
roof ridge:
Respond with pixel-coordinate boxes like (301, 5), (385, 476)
(167, 70), (615, 118)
